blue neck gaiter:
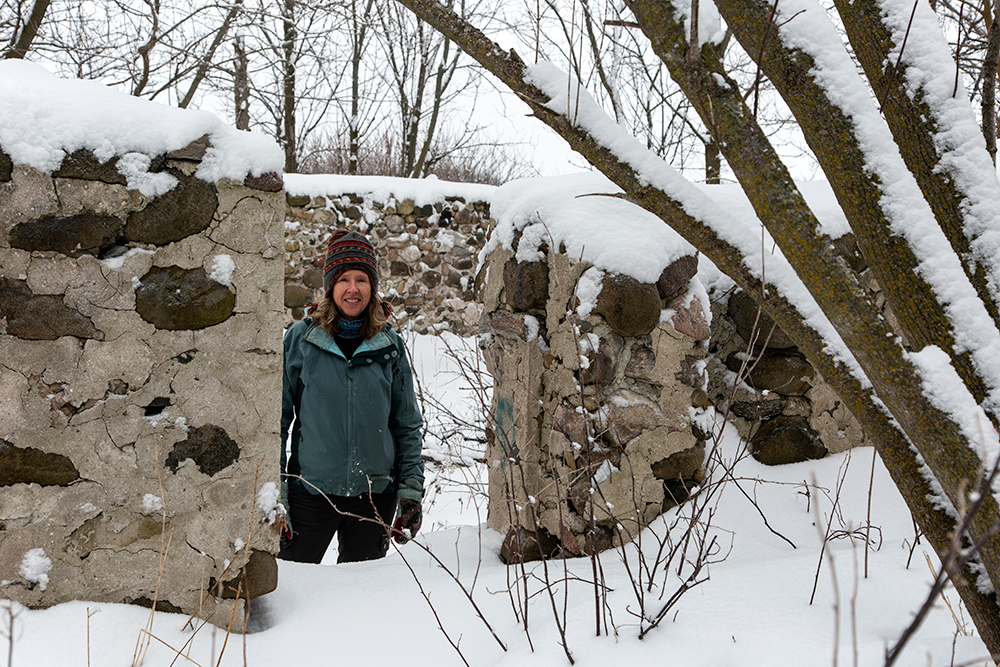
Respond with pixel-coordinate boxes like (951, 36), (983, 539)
(337, 316), (364, 339)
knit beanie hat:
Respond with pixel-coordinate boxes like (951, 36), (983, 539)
(322, 229), (379, 294)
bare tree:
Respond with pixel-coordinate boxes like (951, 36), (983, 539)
(1, 0), (51, 59)
(392, 0), (1000, 659)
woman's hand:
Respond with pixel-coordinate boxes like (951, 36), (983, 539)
(392, 498), (423, 544)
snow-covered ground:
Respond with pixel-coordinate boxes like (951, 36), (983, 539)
(0, 332), (990, 667)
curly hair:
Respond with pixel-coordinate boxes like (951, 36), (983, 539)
(311, 288), (388, 340)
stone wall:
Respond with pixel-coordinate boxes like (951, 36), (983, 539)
(0, 142), (285, 627)
(282, 182), (491, 335)
(477, 231), (712, 560)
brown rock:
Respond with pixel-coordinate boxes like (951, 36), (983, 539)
(244, 171), (283, 192)
(668, 294), (711, 340)
(499, 526), (560, 564)
(0, 149), (12, 182)
(284, 284), (314, 308)
(502, 259), (548, 311)
(53, 149), (127, 185)
(135, 266), (235, 330)
(728, 289), (797, 351)
(594, 274), (660, 337)
(421, 271), (442, 288)
(166, 134), (210, 161)
(750, 416), (827, 465)
(302, 267), (324, 289)
(624, 337), (656, 381)
(656, 255), (698, 299)
(0, 439), (80, 486)
(744, 351), (814, 395)
(165, 424), (240, 476)
(0, 277), (102, 340)
(125, 169), (219, 245)
(210, 549), (278, 599)
(579, 334), (622, 385)
(10, 211), (123, 257)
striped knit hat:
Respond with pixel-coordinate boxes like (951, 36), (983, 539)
(322, 229), (379, 294)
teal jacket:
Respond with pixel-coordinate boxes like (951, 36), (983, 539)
(281, 319), (424, 501)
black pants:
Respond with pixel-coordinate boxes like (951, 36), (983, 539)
(279, 491), (397, 564)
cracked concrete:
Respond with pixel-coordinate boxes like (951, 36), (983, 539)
(1, 153), (283, 630)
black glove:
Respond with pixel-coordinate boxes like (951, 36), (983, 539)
(392, 498), (423, 544)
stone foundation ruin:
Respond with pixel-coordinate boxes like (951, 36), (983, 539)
(476, 174), (868, 560)
(0, 63), (285, 628)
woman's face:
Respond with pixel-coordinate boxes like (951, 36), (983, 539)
(331, 269), (372, 319)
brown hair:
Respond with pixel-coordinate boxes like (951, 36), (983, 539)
(311, 288), (388, 340)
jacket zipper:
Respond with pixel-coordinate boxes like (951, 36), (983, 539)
(346, 356), (354, 489)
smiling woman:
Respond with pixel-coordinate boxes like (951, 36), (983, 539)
(279, 229), (426, 564)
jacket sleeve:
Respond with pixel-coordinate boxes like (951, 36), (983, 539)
(280, 323), (304, 477)
(389, 334), (425, 500)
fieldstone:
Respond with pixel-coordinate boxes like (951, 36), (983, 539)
(487, 310), (533, 339)
(668, 294), (711, 340)
(286, 193), (310, 207)
(10, 211), (123, 257)
(166, 134), (210, 161)
(730, 395), (787, 422)
(210, 549), (278, 599)
(421, 271), (441, 288)
(675, 355), (705, 388)
(135, 266), (235, 330)
(594, 274), (661, 337)
(750, 416), (828, 465)
(651, 442), (705, 481)
(52, 149), (127, 185)
(604, 391), (662, 445)
(0, 440), (80, 486)
(314, 212), (336, 229)
(502, 259), (548, 311)
(396, 199), (415, 215)
(165, 424), (241, 477)
(398, 246), (422, 263)
(453, 256), (474, 270)
(125, 169), (219, 245)
(728, 289), (797, 350)
(284, 284), (314, 308)
(657, 255), (698, 299)
(624, 338), (656, 381)
(499, 526), (561, 564)
(579, 334), (622, 385)
(302, 267), (323, 289)
(345, 205), (362, 220)
(738, 351), (814, 395)
(385, 214), (406, 233)
(244, 172), (283, 192)
(553, 404), (590, 448)
(454, 208), (472, 225)
(423, 251), (442, 268)
(0, 149), (12, 182)
(0, 277), (102, 340)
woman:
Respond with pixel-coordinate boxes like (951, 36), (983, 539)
(279, 229), (424, 563)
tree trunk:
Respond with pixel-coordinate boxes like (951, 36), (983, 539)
(2, 0), (50, 60)
(282, 0), (298, 173)
(234, 36), (250, 131)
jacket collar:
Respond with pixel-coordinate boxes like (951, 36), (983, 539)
(304, 322), (394, 358)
